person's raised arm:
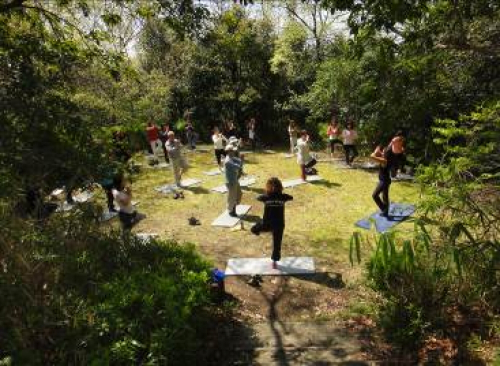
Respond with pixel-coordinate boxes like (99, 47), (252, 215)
(370, 146), (387, 165)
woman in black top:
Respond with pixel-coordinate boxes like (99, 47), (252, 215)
(251, 177), (293, 269)
(370, 144), (396, 217)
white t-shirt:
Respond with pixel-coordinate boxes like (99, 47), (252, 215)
(249, 129), (255, 139)
(212, 134), (226, 150)
(112, 189), (135, 214)
(296, 138), (311, 165)
(342, 129), (358, 145)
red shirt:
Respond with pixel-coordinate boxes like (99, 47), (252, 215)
(146, 125), (159, 142)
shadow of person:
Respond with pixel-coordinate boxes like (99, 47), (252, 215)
(310, 180), (342, 188)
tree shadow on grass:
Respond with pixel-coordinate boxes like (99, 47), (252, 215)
(184, 186), (211, 194)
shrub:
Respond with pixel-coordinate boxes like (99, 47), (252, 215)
(0, 208), (212, 365)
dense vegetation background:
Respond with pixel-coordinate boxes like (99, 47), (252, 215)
(0, 0), (499, 364)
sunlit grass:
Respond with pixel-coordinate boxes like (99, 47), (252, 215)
(126, 145), (420, 274)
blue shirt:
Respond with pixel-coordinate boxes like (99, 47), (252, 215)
(224, 156), (243, 185)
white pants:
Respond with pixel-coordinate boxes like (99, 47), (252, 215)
(171, 157), (188, 185)
(149, 139), (162, 158)
(290, 136), (297, 154)
(226, 183), (242, 212)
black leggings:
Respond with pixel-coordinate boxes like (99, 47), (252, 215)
(329, 138), (343, 153)
(215, 149), (226, 165)
(372, 180), (391, 215)
(344, 144), (358, 164)
(251, 222), (284, 262)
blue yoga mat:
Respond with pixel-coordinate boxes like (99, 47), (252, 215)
(355, 203), (416, 233)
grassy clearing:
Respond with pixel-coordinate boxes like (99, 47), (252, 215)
(120, 146), (420, 321)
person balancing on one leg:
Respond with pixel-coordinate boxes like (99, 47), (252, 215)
(224, 145), (244, 217)
(370, 143), (396, 217)
(251, 178), (293, 269)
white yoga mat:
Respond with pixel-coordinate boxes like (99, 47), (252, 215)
(155, 178), (202, 193)
(264, 149), (276, 154)
(211, 204), (251, 227)
(100, 210), (118, 222)
(203, 169), (222, 176)
(239, 151), (254, 154)
(393, 174), (415, 181)
(136, 233), (159, 243)
(225, 257), (315, 276)
(282, 175), (323, 188)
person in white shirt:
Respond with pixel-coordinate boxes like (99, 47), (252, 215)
(112, 185), (137, 230)
(288, 120), (298, 155)
(166, 131), (188, 187)
(212, 126), (227, 169)
(342, 120), (359, 165)
(296, 130), (313, 181)
(248, 118), (257, 151)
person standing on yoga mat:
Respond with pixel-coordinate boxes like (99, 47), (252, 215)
(288, 120), (298, 154)
(296, 130), (316, 181)
(224, 145), (244, 217)
(251, 177), (293, 269)
(342, 119), (359, 166)
(370, 144), (396, 217)
(327, 116), (343, 158)
(146, 121), (161, 160)
(212, 126), (227, 170)
(166, 131), (188, 187)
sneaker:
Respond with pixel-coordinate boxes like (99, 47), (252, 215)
(250, 225), (260, 236)
(229, 210), (238, 218)
(173, 193), (180, 200)
(179, 192), (185, 199)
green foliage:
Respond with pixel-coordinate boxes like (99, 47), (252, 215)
(361, 227), (458, 347)
(0, 209), (213, 365)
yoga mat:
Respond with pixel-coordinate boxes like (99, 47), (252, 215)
(283, 153), (294, 158)
(393, 174), (415, 182)
(136, 233), (158, 243)
(282, 175), (322, 188)
(155, 178), (202, 193)
(225, 257), (315, 276)
(355, 203), (416, 233)
(211, 205), (251, 227)
(73, 191), (94, 203)
(100, 210), (118, 222)
(203, 169), (222, 176)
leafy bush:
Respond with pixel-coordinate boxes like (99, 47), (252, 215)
(352, 228), (457, 348)
(0, 209), (212, 365)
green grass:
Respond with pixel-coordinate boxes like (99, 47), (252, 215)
(129, 146), (420, 273)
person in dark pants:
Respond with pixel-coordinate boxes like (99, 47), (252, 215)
(342, 120), (359, 166)
(370, 144), (396, 217)
(251, 177), (293, 269)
